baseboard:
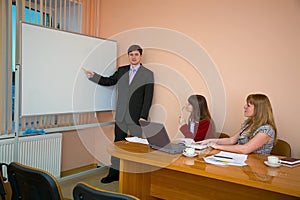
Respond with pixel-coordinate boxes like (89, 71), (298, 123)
(61, 164), (98, 177)
(58, 165), (108, 182)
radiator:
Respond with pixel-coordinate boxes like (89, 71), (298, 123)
(0, 133), (62, 178)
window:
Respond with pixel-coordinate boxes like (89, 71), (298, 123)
(7, 0), (83, 134)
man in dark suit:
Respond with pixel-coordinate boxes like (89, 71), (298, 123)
(84, 44), (154, 183)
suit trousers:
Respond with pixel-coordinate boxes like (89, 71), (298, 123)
(108, 120), (143, 178)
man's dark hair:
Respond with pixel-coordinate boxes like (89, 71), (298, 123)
(128, 44), (143, 55)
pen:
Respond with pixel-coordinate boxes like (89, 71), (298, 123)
(214, 155), (233, 159)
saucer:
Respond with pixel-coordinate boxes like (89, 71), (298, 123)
(264, 161), (280, 168)
(183, 152), (197, 158)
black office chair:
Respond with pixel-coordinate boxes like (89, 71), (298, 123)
(219, 132), (230, 138)
(73, 182), (139, 200)
(7, 162), (65, 200)
(271, 139), (291, 157)
(0, 163), (9, 200)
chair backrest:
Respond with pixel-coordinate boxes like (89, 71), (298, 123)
(7, 162), (64, 200)
(271, 139), (291, 157)
(0, 163), (8, 200)
(219, 133), (230, 138)
(0, 173), (5, 200)
(73, 182), (139, 200)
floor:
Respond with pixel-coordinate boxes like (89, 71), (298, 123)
(59, 167), (119, 199)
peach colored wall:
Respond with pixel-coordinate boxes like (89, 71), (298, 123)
(97, 0), (300, 157)
(61, 112), (114, 171)
(61, 125), (114, 171)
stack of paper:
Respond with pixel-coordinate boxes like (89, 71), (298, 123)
(175, 138), (194, 146)
(125, 136), (149, 144)
(187, 144), (208, 150)
(175, 138), (208, 150)
(204, 151), (248, 166)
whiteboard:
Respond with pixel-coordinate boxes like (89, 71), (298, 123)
(20, 22), (117, 116)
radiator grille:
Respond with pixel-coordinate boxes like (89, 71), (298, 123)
(0, 133), (62, 178)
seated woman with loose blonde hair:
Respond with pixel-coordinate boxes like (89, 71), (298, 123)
(196, 94), (277, 154)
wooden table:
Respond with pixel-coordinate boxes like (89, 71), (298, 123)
(109, 141), (300, 200)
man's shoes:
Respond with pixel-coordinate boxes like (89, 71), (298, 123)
(100, 175), (119, 184)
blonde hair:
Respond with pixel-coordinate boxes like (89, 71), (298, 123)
(244, 94), (277, 140)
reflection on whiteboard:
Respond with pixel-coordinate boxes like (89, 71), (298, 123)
(20, 22), (117, 116)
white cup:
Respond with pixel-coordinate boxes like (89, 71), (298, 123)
(184, 147), (195, 156)
(267, 156), (279, 165)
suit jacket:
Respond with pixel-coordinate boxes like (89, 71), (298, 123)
(90, 64), (154, 124)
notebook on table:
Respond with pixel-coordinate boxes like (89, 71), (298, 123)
(139, 120), (185, 154)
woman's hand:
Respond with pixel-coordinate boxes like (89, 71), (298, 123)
(195, 138), (217, 145)
(207, 141), (217, 149)
(178, 116), (186, 125)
